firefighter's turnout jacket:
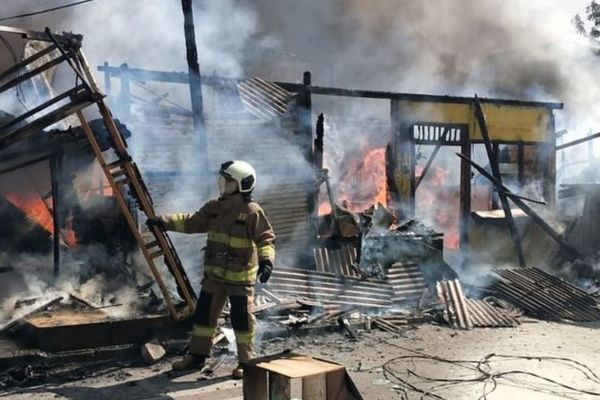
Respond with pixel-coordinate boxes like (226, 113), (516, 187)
(161, 192), (275, 361)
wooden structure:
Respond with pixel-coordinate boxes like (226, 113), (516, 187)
(243, 352), (363, 400)
(97, 59), (562, 267)
(0, 26), (196, 320)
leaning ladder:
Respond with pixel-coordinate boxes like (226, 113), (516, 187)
(0, 26), (196, 320)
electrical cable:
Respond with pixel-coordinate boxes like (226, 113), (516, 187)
(366, 336), (600, 399)
(0, 0), (95, 22)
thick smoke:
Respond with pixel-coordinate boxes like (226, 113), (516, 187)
(2, 0), (600, 293)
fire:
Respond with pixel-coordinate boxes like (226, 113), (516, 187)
(319, 145), (460, 250)
(3, 194), (78, 247)
(319, 147), (388, 215)
(5, 193), (54, 234)
(415, 165), (460, 249)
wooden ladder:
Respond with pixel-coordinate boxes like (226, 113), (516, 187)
(63, 41), (197, 321)
(8, 28), (198, 320)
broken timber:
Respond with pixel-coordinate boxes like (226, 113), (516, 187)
(0, 25), (197, 320)
(473, 94), (526, 267)
(0, 296), (63, 332)
(456, 153), (580, 260)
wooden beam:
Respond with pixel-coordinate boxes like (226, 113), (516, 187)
(180, 0), (207, 175)
(415, 126), (450, 189)
(456, 153), (580, 261)
(473, 95), (526, 268)
(556, 131), (600, 151)
(0, 297), (63, 332)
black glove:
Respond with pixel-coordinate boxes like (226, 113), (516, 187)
(257, 260), (273, 283)
(146, 217), (165, 230)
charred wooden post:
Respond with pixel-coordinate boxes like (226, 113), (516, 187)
(116, 63), (131, 120)
(300, 71), (313, 163)
(314, 113), (324, 171)
(50, 152), (63, 278)
(473, 95), (526, 268)
(517, 142), (525, 186)
(459, 134), (471, 260)
(180, 0), (208, 173)
(544, 113), (557, 207)
(390, 99), (415, 219)
(102, 61), (112, 100)
(313, 113), (325, 227)
(299, 72), (316, 224)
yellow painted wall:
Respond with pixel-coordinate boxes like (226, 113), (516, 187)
(396, 100), (553, 142)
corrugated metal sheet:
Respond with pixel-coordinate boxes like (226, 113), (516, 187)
(437, 280), (520, 329)
(437, 279), (473, 330)
(387, 262), (427, 305)
(237, 77), (295, 120)
(313, 245), (360, 277)
(492, 267), (600, 322)
(464, 298), (520, 327)
(269, 267), (393, 309)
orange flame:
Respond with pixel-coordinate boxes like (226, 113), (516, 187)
(4, 194), (78, 247)
(415, 165), (460, 249)
(5, 193), (54, 234)
(320, 147), (388, 215)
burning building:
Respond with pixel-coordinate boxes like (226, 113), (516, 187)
(1, 3), (600, 396)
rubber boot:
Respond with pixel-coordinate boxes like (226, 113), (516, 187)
(171, 354), (206, 371)
(232, 364), (244, 379)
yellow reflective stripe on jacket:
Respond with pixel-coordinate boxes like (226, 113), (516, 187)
(171, 213), (187, 232)
(257, 244), (275, 259)
(192, 324), (215, 338)
(207, 231), (254, 249)
(235, 330), (254, 344)
(204, 265), (259, 283)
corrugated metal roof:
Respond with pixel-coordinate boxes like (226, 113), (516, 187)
(237, 77), (295, 120)
(492, 267), (600, 321)
(437, 279), (473, 330)
(269, 267), (393, 309)
(313, 245), (361, 277)
(387, 262), (427, 306)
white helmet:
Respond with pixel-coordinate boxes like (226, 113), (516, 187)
(219, 160), (256, 193)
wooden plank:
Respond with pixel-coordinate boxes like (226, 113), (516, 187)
(269, 372), (291, 400)
(243, 366), (268, 400)
(326, 369), (348, 400)
(303, 373), (327, 400)
(257, 356), (343, 379)
(0, 297), (63, 332)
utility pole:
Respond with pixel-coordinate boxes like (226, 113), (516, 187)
(180, 0), (208, 173)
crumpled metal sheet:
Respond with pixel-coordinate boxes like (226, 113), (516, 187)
(237, 77), (295, 120)
(437, 280), (520, 329)
(492, 267), (600, 322)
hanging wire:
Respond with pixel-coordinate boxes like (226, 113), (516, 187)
(0, 0), (95, 22)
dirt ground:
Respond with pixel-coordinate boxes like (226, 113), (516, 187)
(1, 318), (600, 400)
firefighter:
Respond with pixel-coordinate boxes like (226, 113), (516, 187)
(146, 160), (275, 379)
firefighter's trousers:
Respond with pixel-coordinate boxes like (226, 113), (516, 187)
(189, 277), (255, 362)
